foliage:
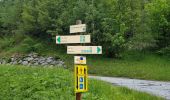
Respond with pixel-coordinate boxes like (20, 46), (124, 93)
(0, 34), (44, 55)
(0, 65), (163, 100)
(146, 0), (170, 54)
(0, 65), (74, 100)
(157, 46), (170, 57)
(0, 37), (15, 51)
(0, 0), (170, 57)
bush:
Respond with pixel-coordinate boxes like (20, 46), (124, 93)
(0, 37), (15, 51)
(157, 46), (170, 56)
(18, 37), (44, 53)
(33, 43), (44, 53)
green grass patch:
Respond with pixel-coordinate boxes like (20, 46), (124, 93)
(88, 51), (170, 81)
(0, 65), (162, 100)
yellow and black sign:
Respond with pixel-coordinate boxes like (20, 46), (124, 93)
(75, 65), (88, 93)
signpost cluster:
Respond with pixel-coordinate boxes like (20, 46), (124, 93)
(56, 20), (102, 100)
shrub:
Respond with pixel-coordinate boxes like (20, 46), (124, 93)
(157, 46), (170, 56)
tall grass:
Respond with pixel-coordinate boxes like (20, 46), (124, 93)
(0, 65), (162, 100)
(88, 51), (170, 81)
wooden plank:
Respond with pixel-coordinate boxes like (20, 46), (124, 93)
(56, 35), (90, 44)
(67, 46), (102, 54)
(70, 24), (86, 33)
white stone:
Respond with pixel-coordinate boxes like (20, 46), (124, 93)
(22, 61), (28, 65)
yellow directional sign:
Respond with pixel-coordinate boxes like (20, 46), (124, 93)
(75, 65), (88, 93)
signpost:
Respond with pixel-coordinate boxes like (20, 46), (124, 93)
(70, 24), (86, 33)
(56, 20), (102, 100)
(56, 35), (90, 44)
(67, 46), (102, 54)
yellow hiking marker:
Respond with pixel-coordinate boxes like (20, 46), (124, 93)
(75, 65), (88, 93)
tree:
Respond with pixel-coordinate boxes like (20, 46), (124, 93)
(1, 0), (169, 57)
(0, 0), (24, 35)
(146, 0), (170, 55)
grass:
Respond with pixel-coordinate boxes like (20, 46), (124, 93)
(88, 51), (170, 81)
(0, 65), (162, 100)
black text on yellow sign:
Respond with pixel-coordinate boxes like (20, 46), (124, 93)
(75, 65), (88, 93)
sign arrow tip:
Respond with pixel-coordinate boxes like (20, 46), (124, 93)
(97, 47), (101, 53)
(57, 37), (61, 43)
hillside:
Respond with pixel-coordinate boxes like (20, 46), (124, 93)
(0, 36), (170, 81)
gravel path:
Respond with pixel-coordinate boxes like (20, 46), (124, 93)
(89, 76), (170, 100)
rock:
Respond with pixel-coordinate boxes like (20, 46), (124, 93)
(27, 57), (34, 61)
(0, 52), (65, 67)
(12, 61), (18, 65)
(2, 60), (6, 64)
(11, 58), (15, 62)
(46, 57), (53, 63)
(41, 58), (46, 61)
(39, 60), (44, 64)
(57, 61), (64, 65)
(22, 61), (28, 65)
(39, 57), (45, 62)
(18, 60), (22, 64)
(50, 61), (57, 65)
(41, 62), (48, 66)
(34, 58), (39, 61)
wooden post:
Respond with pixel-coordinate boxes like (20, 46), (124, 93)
(75, 20), (82, 100)
(76, 93), (81, 100)
(76, 20), (82, 25)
